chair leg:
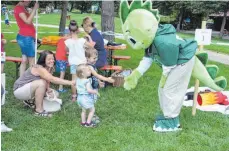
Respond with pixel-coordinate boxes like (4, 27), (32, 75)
(114, 59), (118, 65)
(16, 62), (20, 79)
(106, 70), (109, 77)
(101, 70), (108, 77)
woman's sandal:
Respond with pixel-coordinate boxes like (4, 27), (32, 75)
(85, 122), (96, 128)
(23, 100), (35, 109)
(34, 110), (52, 117)
(72, 94), (77, 102)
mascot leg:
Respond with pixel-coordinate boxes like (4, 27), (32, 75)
(153, 57), (195, 132)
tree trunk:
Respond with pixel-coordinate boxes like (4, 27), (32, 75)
(70, 2), (74, 12)
(176, 7), (184, 31)
(59, 1), (68, 36)
(220, 10), (227, 38)
(101, 1), (114, 42)
(54, 1), (58, 9)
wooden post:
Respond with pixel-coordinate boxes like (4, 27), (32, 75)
(35, 0), (38, 64)
(192, 21), (206, 116)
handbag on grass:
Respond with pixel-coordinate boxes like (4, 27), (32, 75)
(43, 89), (62, 112)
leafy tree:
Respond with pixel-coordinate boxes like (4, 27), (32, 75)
(216, 2), (229, 38)
(186, 1), (218, 20)
(74, 1), (93, 14)
(152, 1), (174, 16)
(185, 1), (229, 38)
(68, 1), (75, 12)
(171, 2), (192, 31)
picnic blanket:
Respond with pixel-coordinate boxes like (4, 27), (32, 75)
(183, 87), (229, 115)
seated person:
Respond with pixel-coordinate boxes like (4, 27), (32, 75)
(13, 50), (75, 117)
(82, 17), (107, 68)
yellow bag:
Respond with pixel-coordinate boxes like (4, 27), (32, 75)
(41, 36), (61, 46)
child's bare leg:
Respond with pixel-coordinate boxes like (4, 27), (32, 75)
(59, 71), (65, 90)
(1, 63), (4, 73)
(81, 108), (87, 123)
(71, 74), (77, 101)
(87, 107), (95, 124)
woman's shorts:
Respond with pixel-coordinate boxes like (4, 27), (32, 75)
(56, 60), (68, 72)
(16, 34), (35, 57)
(14, 83), (33, 100)
(77, 94), (97, 109)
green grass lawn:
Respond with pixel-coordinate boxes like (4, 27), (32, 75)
(1, 17), (229, 151)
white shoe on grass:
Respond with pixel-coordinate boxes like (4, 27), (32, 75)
(1, 122), (13, 132)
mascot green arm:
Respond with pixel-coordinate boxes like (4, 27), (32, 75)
(124, 57), (153, 90)
(120, 0), (227, 91)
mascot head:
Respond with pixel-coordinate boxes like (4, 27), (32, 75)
(120, 0), (160, 50)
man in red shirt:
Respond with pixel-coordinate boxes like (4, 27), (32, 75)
(14, 0), (39, 77)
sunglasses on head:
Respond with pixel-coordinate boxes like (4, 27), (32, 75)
(81, 22), (95, 28)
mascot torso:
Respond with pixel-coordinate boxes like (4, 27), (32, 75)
(147, 24), (198, 66)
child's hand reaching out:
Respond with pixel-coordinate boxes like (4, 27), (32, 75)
(99, 81), (105, 88)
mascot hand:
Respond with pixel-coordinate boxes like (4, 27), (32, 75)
(124, 69), (142, 90)
(159, 74), (168, 88)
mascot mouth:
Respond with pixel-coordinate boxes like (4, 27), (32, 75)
(125, 34), (142, 49)
(129, 38), (136, 44)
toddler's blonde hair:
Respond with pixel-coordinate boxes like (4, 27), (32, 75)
(85, 47), (98, 58)
(76, 64), (88, 78)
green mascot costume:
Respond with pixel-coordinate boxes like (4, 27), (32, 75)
(120, 0), (227, 132)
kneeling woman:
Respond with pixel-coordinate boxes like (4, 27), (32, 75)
(13, 50), (74, 117)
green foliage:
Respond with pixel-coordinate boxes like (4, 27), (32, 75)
(160, 15), (176, 24)
(73, 1), (95, 14)
(152, 1), (175, 16)
(180, 1), (229, 20)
